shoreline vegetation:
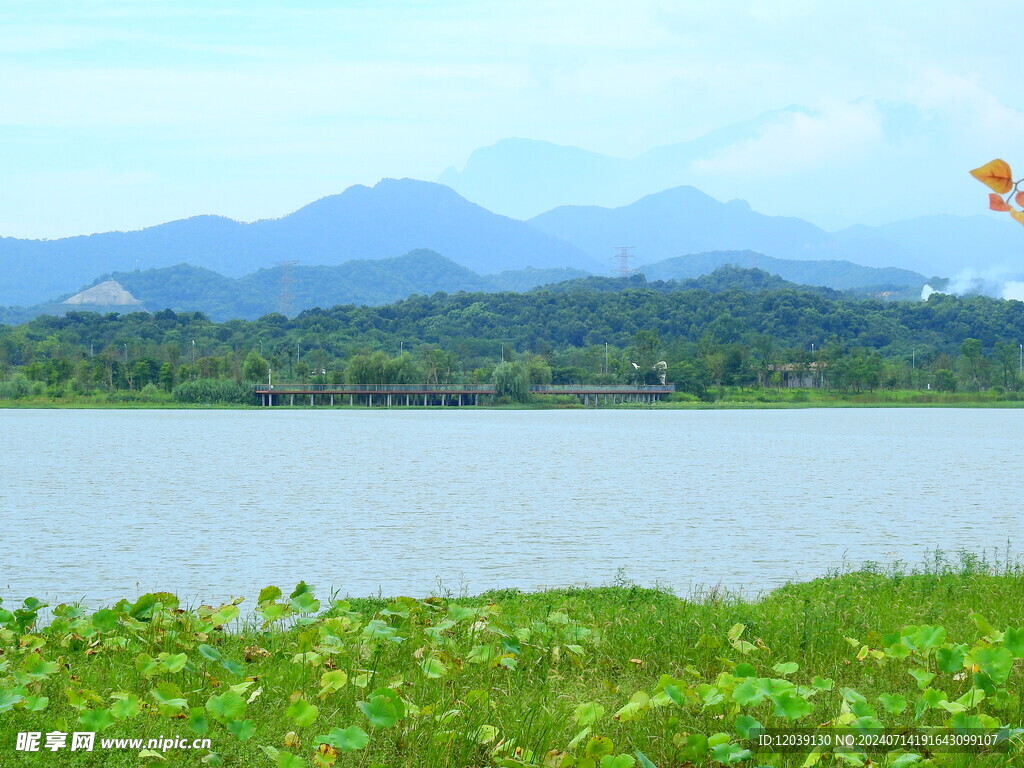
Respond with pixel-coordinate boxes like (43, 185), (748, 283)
(2, 553), (1022, 767)
(3, 388), (1024, 410)
(5, 284), (1024, 417)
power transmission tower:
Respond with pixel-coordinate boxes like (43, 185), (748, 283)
(277, 260), (297, 316)
(612, 247), (635, 278)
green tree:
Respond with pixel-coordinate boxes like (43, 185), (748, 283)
(629, 330), (661, 366)
(994, 342), (1020, 389)
(750, 334), (778, 388)
(524, 355), (553, 386)
(418, 347), (457, 385)
(492, 361), (529, 402)
(345, 351), (388, 385)
(384, 353), (423, 384)
(957, 338), (985, 391)
(934, 369), (957, 392)
(242, 351), (270, 382)
(666, 358), (710, 397)
(158, 362), (175, 391)
(703, 350), (725, 400)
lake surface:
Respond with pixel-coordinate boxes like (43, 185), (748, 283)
(1, 408), (1021, 607)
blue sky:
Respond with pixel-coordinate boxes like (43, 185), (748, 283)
(3, 0), (1024, 237)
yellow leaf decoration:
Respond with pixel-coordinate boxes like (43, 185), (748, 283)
(1010, 209), (1024, 227)
(970, 159), (1014, 194)
(989, 193), (1011, 212)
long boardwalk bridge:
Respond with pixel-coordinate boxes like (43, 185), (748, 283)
(253, 384), (675, 407)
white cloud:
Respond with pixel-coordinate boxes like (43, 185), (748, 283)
(746, 0), (818, 22)
(691, 101), (883, 177)
(908, 69), (1024, 153)
(1001, 281), (1024, 301)
(5, 0), (1024, 236)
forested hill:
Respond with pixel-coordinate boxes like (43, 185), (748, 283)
(101, 252), (587, 322)
(639, 250), (926, 292)
(3, 281), (1023, 364)
(275, 285), (1021, 355)
(542, 267), (844, 298)
(0, 259), (913, 325)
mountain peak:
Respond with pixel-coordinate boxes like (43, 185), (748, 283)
(372, 176), (455, 192)
(634, 185), (720, 207)
(290, 178), (469, 220)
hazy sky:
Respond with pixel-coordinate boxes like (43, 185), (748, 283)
(3, 0), (1024, 238)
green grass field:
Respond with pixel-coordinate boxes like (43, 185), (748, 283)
(2, 554), (1023, 766)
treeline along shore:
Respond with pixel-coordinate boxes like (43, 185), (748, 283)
(3, 274), (1024, 406)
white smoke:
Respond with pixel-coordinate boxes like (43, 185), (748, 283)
(1002, 282), (1024, 301)
(920, 268), (1024, 302)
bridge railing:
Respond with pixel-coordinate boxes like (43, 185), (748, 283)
(253, 383), (675, 393)
(253, 384), (494, 393)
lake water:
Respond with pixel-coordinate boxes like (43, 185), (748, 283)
(1, 408), (1021, 607)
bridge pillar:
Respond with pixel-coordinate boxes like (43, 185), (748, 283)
(330, 394), (334, 406)
(387, 394), (392, 407)
(290, 394), (295, 406)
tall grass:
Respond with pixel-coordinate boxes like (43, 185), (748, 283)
(1, 555), (1022, 766)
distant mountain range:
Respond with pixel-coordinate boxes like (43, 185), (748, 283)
(531, 185), (855, 266)
(0, 248), (927, 324)
(439, 101), (1003, 231)
(528, 185), (1012, 278)
(0, 179), (596, 306)
(834, 215), (1024, 279)
(440, 107), (814, 221)
(1, 173), (1015, 315)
